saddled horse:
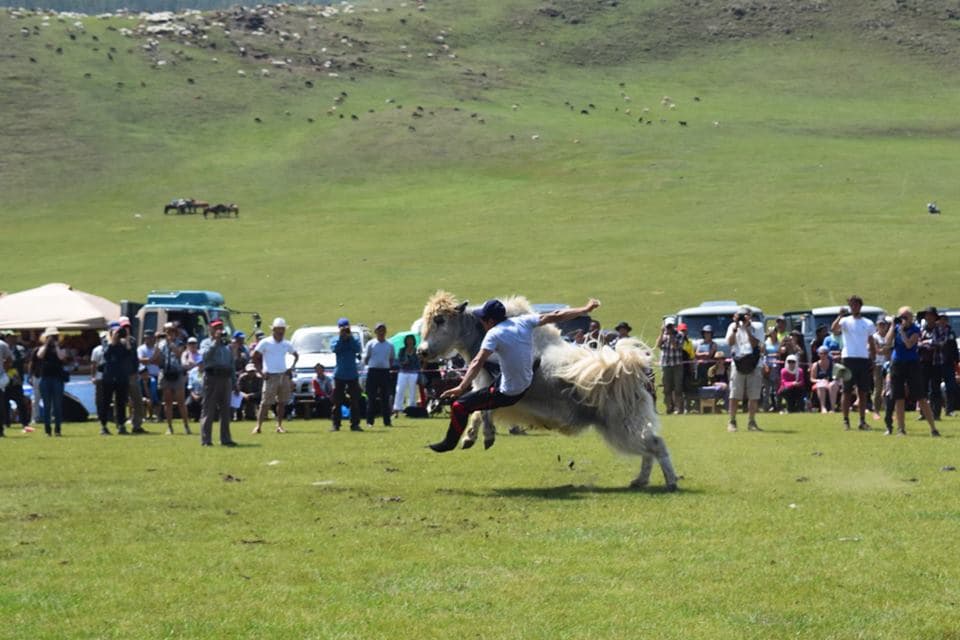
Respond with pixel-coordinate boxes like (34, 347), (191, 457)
(164, 199), (189, 215)
(203, 203), (239, 218)
(417, 291), (678, 490)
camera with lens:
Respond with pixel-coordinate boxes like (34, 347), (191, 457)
(897, 314), (910, 326)
(117, 327), (127, 339)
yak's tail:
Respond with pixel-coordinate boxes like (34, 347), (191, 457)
(547, 337), (659, 434)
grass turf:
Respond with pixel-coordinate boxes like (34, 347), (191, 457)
(2, 413), (959, 639)
(3, 1), (960, 636)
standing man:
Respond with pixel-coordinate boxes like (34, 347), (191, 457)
(199, 319), (237, 447)
(363, 322), (395, 428)
(99, 322), (134, 436)
(231, 331), (250, 373)
(429, 298), (601, 452)
(726, 306), (764, 432)
(118, 317), (147, 434)
(330, 318), (363, 432)
(252, 317), (298, 434)
(613, 321), (632, 343)
(885, 307), (939, 437)
(657, 317), (685, 415)
(831, 295), (876, 431)
(936, 313), (959, 417)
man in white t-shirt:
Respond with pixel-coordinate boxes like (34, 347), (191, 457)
(831, 295), (877, 431)
(725, 306), (765, 432)
(429, 297), (601, 452)
(252, 317), (298, 434)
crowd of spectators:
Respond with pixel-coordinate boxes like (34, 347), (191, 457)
(658, 297), (958, 436)
(2, 297), (957, 441)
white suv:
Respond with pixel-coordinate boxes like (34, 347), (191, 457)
(287, 325), (372, 403)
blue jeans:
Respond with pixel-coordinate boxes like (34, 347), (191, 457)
(39, 376), (64, 434)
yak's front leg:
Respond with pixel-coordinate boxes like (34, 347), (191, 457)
(461, 413), (482, 449)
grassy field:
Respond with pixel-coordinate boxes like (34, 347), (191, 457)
(3, 412), (960, 639)
(4, 0), (960, 637)
(3, 1), (960, 333)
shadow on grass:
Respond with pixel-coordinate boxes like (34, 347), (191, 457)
(443, 484), (701, 500)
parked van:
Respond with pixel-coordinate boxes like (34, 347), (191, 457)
(780, 305), (887, 360)
(122, 290), (258, 343)
(673, 301), (764, 356)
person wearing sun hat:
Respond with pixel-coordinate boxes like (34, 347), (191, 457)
(252, 317), (298, 434)
(36, 327), (67, 436)
(657, 316), (685, 415)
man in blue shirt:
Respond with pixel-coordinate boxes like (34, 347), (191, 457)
(331, 317), (363, 432)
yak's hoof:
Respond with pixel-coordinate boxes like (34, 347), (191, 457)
(483, 438), (495, 450)
(461, 439), (475, 450)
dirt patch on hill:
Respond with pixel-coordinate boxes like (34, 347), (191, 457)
(528, 0), (960, 65)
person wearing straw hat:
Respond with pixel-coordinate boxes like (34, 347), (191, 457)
(36, 327), (67, 437)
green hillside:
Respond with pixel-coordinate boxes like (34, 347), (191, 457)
(3, 0), (960, 334)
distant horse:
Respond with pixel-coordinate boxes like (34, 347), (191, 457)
(187, 199), (209, 214)
(203, 203), (239, 218)
(164, 199), (188, 214)
(417, 291), (678, 490)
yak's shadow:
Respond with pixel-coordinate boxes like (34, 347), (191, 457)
(441, 483), (700, 501)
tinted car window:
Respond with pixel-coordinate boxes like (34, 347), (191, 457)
(678, 314), (735, 338)
(293, 332), (337, 352)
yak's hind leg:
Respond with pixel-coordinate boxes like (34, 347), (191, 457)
(636, 432), (678, 491)
(613, 424), (678, 491)
(630, 454), (655, 489)
(481, 411), (495, 449)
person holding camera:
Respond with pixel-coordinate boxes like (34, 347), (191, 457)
(725, 306), (764, 432)
(198, 319), (237, 447)
(884, 307), (939, 437)
(36, 327), (67, 437)
(152, 322), (191, 436)
(831, 295), (876, 431)
(115, 316), (147, 434)
(331, 317), (364, 432)
(657, 317), (685, 414)
(99, 321), (135, 435)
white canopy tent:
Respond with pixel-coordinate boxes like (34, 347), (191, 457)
(0, 282), (120, 331)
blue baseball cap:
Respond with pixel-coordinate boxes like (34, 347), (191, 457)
(473, 299), (506, 322)
(337, 317), (350, 328)
(232, 331), (246, 340)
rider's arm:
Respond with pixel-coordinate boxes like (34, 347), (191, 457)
(447, 348), (493, 397)
(538, 299), (601, 326)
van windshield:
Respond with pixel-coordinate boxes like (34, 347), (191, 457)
(678, 314), (734, 338)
